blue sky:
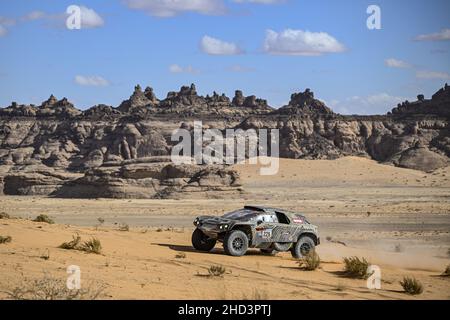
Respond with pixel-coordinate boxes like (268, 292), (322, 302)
(0, 0), (449, 114)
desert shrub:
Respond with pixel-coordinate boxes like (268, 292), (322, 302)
(0, 212), (10, 219)
(298, 251), (320, 271)
(33, 214), (54, 224)
(175, 252), (186, 259)
(118, 223), (129, 232)
(2, 274), (106, 300)
(394, 244), (404, 252)
(208, 265), (226, 277)
(0, 235), (12, 244)
(335, 283), (345, 292)
(442, 265), (450, 277)
(242, 288), (268, 300)
(59, 234), (81, 250)
(40, 249), (50, 260)
(80, 238), (102, 254)
(343, 256), (371, 279)
(400, 276), (423, 295)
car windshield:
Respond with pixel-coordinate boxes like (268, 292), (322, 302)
(222, 209), (259, 221)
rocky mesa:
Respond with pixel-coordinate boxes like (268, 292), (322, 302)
(0, 83), (448, 198)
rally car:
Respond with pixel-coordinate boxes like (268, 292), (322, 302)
(191, 205), (320, 257)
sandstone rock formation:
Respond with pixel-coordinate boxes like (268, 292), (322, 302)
(0, 83), (448, 197)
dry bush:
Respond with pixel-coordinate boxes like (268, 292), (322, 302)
(80, 238), (102, 254)
(400, 276), (423, 295)
(298, 251), (320, 271)
(175, 252), (186, 259)
(59, 234), (81, 250)
(243, 288), (268, 300)
(33, 214), (54, 224)
(0, 235), (12, 244)
(118, 223), (129, 232)
(343, 256), (371, 279)
(2, 274), (106, 300)
(442, 265), (450, 277)
(208, 265), (226, 277)
(0, 212), (10, 219)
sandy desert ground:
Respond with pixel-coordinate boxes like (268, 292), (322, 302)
(0, 157), (449, 299)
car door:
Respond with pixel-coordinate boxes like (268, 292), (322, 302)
(254, 214), (278, 244)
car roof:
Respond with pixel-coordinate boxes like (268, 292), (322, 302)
(243, 205), (303, 218)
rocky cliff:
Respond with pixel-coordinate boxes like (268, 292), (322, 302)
(0, 83), (448, 198)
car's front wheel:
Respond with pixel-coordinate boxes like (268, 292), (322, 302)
(291, 235), (315, 259)
(224, 230), (249, 256)
(192, 228), (216, 252)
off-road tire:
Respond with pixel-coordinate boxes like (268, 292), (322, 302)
(291, 235), (315, 259)
(223, 230), (249, 256)
(192, 228), (216, 252)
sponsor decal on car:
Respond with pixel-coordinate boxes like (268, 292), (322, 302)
(257, 228), (273, 239)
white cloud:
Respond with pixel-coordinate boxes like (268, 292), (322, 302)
(0, 16), (16, 26)
(74, 75), (110, 86)
(329, 93), (408, 115)
(416, 70), (450, 80)
(0, 25), (7, 37)
(21, 11), (46, 22)
(124, 0), (226, 17)
(233, 0), (285, 4)
(263, 29), (346, 56)
(18, 7), (104, 29)
(200, 35), (243, 55)
(414, 28), (450, 41)
(385, 58), (411, 68)
(169, 64), (199, 74)
(228, 64), (255, 72)
(77, 6), (104, 28)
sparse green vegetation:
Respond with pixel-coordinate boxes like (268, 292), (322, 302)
(0, 235), (12, 244)
(343, 256), (371, 279)
(59, 234), (81, 250)
(33, 214), (54, 224)
(400, 276), (423, 295)
(80, 238), (102, 254)
(208, 265), (226, 277)
(298, 251), (320, 271)
(2, 274), (106, 300)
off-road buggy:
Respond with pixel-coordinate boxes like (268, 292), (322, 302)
(191, 206), (320, 257)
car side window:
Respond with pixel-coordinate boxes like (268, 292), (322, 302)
(275, 212), (290, 224)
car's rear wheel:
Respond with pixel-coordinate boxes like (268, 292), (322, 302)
(224, 230), (248, 256)
(291, 235), (315, 259)
(192, 228), (216, 252)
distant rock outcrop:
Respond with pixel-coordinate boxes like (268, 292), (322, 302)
(0, 83), (448, 197)
(274, 89), (334, 115)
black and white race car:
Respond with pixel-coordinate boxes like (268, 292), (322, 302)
(192, 206), (320, 258)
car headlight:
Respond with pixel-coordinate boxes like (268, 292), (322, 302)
(193, 218), (200, 226)
(219, 224), (229, 230)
